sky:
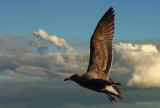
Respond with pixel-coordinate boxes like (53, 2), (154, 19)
(0, 0), (160, 108)
(0, 0), (160, 41)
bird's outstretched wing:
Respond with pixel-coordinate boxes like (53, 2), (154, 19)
(86, 7), (114, 80)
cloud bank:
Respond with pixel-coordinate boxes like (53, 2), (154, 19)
(32, 30), (160, 88)
(0, 35), (88, 80)
(115, 42), (160, 88)
(1, 33), (160, 88)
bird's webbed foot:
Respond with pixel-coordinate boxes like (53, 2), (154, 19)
(107, 94), (116, 105)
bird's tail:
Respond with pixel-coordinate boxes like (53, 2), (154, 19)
(112, 85), (123, 100)
(109, 78), (123, 100)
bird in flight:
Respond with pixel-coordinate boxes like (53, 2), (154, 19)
(64, 7), (122, 104)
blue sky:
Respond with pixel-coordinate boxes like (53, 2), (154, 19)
(0, 0), (160, 41)
(1, 1), (160, 107)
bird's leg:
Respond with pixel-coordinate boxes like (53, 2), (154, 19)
(107, 94), (116, 105)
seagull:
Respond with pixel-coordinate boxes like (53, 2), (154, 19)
(64, 7), (122, 104)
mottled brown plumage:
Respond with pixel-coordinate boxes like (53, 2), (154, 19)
(87, 7), (114, 80)
(64, 7), (122, 104)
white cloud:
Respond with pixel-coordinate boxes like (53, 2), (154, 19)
(33, 29), (78, 58)
(33, 29), (69, 48)
(115, 42), (160, 88)
(32, 29), (89, 70)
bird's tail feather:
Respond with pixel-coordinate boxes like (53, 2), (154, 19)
(112, 85), (123, 100)
(109, 78), (123, 100)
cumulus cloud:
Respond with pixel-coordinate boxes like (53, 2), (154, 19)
(33, 29), (78, 58)
(115, 42), (160, 88)
(32, 29), (89, 70)
(33, 29), (69, 48)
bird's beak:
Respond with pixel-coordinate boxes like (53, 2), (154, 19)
(64, 77), (70, 81)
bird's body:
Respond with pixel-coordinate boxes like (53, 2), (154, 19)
(64, 7), (122, 104)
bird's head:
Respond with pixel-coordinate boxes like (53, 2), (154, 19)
(64, 74), (81, 81)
